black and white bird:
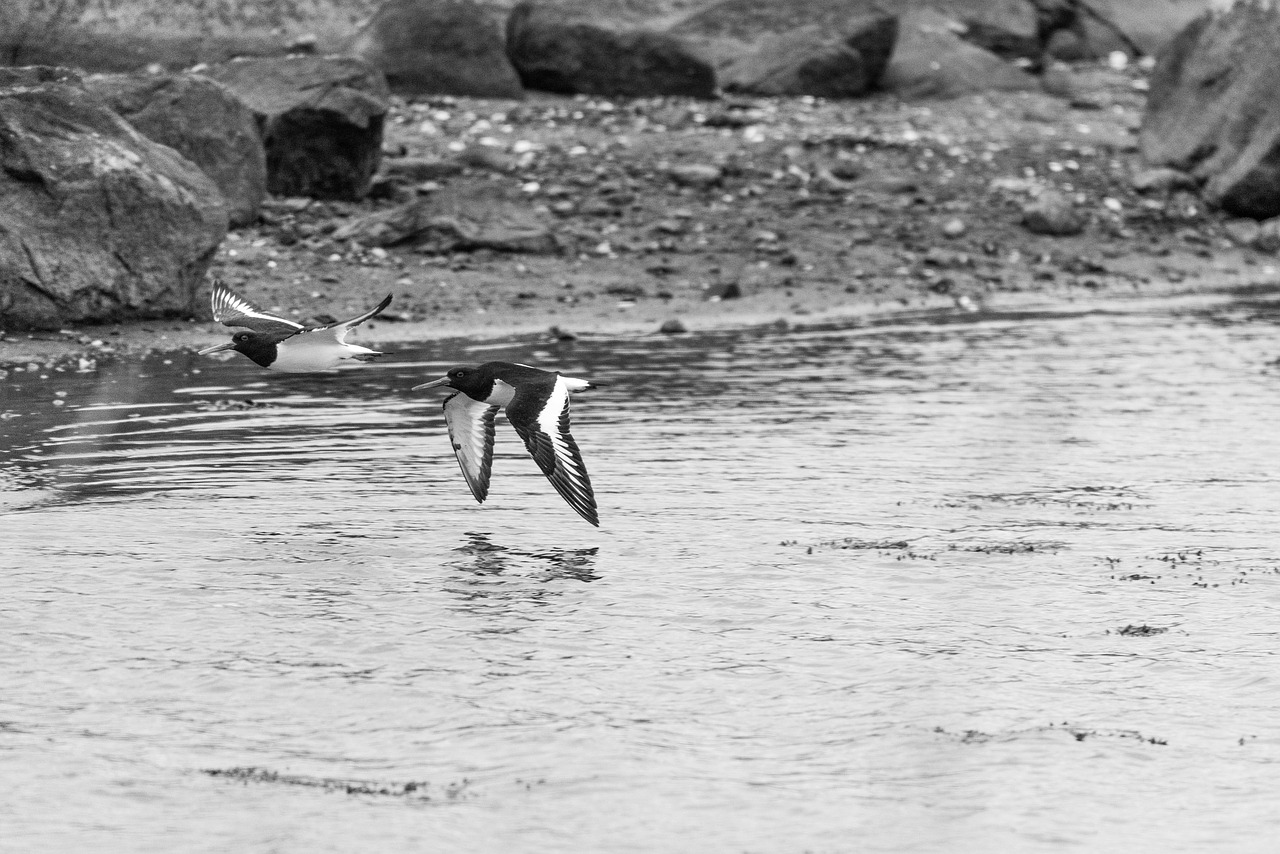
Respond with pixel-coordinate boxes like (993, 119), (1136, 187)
(413, 362), (600, 526)
(198, 279), (392, 372)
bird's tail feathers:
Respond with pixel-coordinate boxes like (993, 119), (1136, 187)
(562, 376), (598, 392)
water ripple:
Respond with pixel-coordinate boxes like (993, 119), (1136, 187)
(3, 291), (1280, 852)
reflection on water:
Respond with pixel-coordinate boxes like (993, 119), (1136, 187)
(449, 532), (600, 583)
(4, 289), (1280, 853)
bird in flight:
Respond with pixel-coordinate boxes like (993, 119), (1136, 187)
(198, 279), (392, 372)
(413, 362), (600, 526)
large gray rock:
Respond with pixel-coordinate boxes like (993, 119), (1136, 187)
(713, 13), (898, 98)
(332, 184), (558, 254)
(671, 0), (886, 40)
(943, 0), (1042, 61)
(83, 72), (267, 227)
(1079, 0), (1209, 58)
(0, 77), (227, 330)
(349, 0), (524, 98)
(674, 0), (1045, 95)
(674, 0), (1037, 61)
(505, 1), (715, 98)
(1140, 2), (1280, 218)
(204, 55), (390, 201)
(881, 8), (1039, 98)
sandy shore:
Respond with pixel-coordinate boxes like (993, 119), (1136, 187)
(4, 64), (1276, 370)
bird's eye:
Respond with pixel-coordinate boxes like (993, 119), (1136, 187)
(453, 369), (465, 377)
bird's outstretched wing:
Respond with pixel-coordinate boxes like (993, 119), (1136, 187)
(306, 294), (393, 343)
(210, 279), (304, 335)
(443, 392), (501, 504)
(508, 376), (599, 526)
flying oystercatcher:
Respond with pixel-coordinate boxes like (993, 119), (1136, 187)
(198, 279), (392, 372)
(413, 362), (600, 526)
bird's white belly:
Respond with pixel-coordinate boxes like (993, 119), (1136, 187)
(271, 335), (371, 372)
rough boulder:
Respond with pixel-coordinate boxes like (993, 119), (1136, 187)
(713, 13), (898, 98)
(349, 0), (524, 98)
(1140, 2), (1280, 219)
(882, 8), (1039, 98)
(505, 1), (715, 98)
(84, 72), (267, 227)
(204, 55), (390, 201)
(0, 74), (227, 329)
(332, 183), (558, 254)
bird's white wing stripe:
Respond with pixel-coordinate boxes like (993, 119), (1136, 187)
(211, 281), (303, 331)
(216, 287), (302, 327)
(541, 377), (594, 505)
(502, 372), (599, 526)
(444, 393), (499, 503)
(537, 377), (569, 437)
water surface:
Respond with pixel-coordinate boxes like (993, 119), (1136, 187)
(4, 290), (1280, 852)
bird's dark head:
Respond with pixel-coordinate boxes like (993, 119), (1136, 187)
(412, 365), (485, 394)
(198, 331), (277, 367)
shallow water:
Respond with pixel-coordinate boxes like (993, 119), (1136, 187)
(3, 290), (1280, 853)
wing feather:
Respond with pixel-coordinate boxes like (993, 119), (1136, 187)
(307, 293), (393, 342)
(210, 279), (303, 334)
(443, 392), (499, 504)
(508, 376), (599, 526)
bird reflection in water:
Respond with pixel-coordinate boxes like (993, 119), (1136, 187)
(448, 531), (600, 586)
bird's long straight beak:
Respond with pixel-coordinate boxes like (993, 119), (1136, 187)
(197, 342), (235, 355)
(411, 376), (451, 391)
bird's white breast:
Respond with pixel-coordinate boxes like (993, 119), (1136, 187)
(487, 378), (517, 406)
(270, 333), (374, 372)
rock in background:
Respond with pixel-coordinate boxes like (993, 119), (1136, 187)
(332, 182), (559, 254)
(204, 55), (390, 201)
(699, 13), (898, 98)
(1140, 1), (1280, 219)
(669, 0), (1214, 98)
(0, 75), (227, 329)
(671, 0), (1042, 98)
(882, 7), (1040, 97)
(946, 0), (1042, 61)
(671, 0), (896, 97)
(83, 72), (267, 227)
(1076, 0), (1210, 59)
(505, 1), (716, 98)
(2, 0), (1216, 105)
(671, 0), (888, 41)
(349, 0), (525, 98)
